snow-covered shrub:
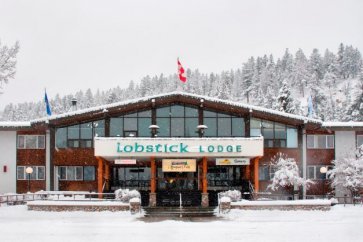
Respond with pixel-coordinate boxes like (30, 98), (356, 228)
(219, 190), (241, 202)
(114, 189), (141, 203)
(268, 153), (313, 191)
(327, 146), (363, 197)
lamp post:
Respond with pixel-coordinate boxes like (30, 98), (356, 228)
(25, 167), (33, 193)
(320, 166), (328, 198)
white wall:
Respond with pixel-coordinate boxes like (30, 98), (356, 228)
(0, 131), (17, 194)
(335, 131), (356, 160)
(334, 131), (356, 199)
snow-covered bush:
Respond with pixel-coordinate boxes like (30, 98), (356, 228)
(114, 189), (141, 203)
(327, 146), (363, 197)
(219, 190), (241, 202)
(268, 153), (313, 191)
(220, 196), (231, 203)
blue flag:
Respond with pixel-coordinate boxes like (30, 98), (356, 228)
(44, 90), (52, 116)
(307, 95), (314, 118)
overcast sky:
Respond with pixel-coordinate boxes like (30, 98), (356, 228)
(0, 0), (362, 110)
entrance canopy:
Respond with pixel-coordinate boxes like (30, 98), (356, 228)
(94, 137), (264, 161)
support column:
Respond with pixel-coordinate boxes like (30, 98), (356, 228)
(253, 157), (260, 193)
(105, 161), (110, 192)
(97, 157), (103, 199)
(149, 157), (157, 207)
(201, 156), (209, 207)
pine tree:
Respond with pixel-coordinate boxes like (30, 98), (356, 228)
(0, 40), (20, 91)
(277, 80), (296, 114)
(346, 68), (363, 121)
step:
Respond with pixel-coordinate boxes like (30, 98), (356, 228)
(143, 206), (217, 217)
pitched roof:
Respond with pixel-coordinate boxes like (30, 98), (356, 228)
(31, 91), (322, 126)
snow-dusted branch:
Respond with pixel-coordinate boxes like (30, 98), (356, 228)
(0, 40), (20, 89)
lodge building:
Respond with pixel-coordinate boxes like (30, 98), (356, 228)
(0, 92), (362, 206)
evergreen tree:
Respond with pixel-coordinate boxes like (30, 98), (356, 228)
(277, 80), (296, 114)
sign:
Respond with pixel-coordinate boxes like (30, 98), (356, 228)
(114, 159), (137, 165)
(94, 137), (264, 158)
(216, 158), (250, 166)
(162, 159), (196, 172)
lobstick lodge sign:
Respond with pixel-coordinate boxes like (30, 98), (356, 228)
(95, 137), (264, 158)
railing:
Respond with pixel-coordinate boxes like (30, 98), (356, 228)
(0, 192), (116, 206)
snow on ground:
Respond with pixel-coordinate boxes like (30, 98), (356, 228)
(0, 205), (362, 242)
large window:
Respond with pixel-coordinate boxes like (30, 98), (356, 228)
(17, 135), (45, 149)
(156, 105), (199, 137)
(112, 167), (151, 188)
(307, 135), (334, 149)
(58, 166), (95, 181)
(55, 120), (105, 148)
(207, 166), (242, 187)
(110, 110), (152, 137)
(251, 119), (297, 148)
(203, 110), (245, 137)
(17, 166), (45, 180)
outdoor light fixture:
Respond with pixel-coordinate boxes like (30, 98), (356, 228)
(197, 124), (208, 137)
(25, 166), (33, 193)
(200, 98), (204, 107)
(149, 124), (160, 138)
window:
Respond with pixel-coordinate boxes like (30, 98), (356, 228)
(17, 135), (45, 149)
(203, 110), (245, 137)
(110, 111), (151, 137)
(16, 166), (45, 180)
(55, 119), (105, 148)
(307, 135), (334, 149)
(357, 135), (363, 148)
(307, 165), (332, 180)
(58, 166), (91, 181)
(156, 105), (199, 137)
(258, 165), (276, 180)
(250, 119), (297, 148)
(84, 166), (96, 181)
(259, 166), (269, 181)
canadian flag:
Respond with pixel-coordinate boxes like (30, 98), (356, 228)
(177, 58), (187, 83)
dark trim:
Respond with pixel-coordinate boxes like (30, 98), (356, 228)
(49, 126), (55, 190)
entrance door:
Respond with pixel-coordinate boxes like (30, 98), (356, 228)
(157, 171), (201, 207)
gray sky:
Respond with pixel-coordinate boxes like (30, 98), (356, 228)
(0, 0), (362, 110)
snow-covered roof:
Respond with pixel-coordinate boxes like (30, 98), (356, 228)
(0, 121), (31, 128)
(322, 122), (363, 128)
(31, 91), (322, 125)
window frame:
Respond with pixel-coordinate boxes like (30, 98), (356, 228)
(55, 119), (105, 149)
(307, 135), (335, 149)
(58, 166), (96, 181)
(17, 135), (45, 149)
(16, 166), (46, 180)
(307, 165), (333, 180)
(357, 134), (363, 148)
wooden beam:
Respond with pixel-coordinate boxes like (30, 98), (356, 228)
(254, 157), (260, 193)
(202, 157), (208, 193)
(96, 156), (103, 198)
(150, 157), (156, 193)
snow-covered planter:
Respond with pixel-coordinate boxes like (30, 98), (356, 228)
(219, 190), (241, 202)
(129, 197), (141, 214)
(220, 196), (231, 213)
(114, 189), (141, 203)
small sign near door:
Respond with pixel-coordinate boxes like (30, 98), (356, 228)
(162, 159), (196, 172)
(114, 159), (137, 165)
(216, 158), (250, 165)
